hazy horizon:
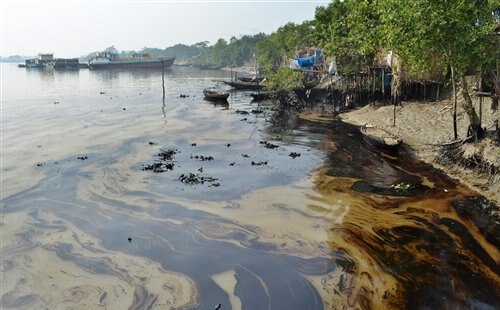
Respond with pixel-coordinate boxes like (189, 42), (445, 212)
(1, 0), (327, 58)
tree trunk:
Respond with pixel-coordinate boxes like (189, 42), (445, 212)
(451, 65), (458, 139)
(382, 69), (385, 102)
(493, 69), (499, 111)
(391, 54), (402, 126)
(460, 74), (483, 141)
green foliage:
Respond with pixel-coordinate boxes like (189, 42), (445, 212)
(311, 0), (380, 74)
(210, 38), (229, 65)
(390, 182), (412, 192)
(379, 0), (498, 77)
(256, 22), (314, 75)
(190, 33), (267, 67)
(264, 67), (303, 92)
(163, 43), (208, 59)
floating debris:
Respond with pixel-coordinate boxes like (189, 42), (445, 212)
(240, 118), (248, 121)
(235, 110), (249, 115)
(229, 162), (236, 166)
(178, 173), (218, 185)
(100, 91), (106, 95)
(289, 152), (301, 159)
(251, 161), (268, 166)
(77, 156), (88, 160)
(149, 141), (156, 145)
(191, 155), (214, 161)
(259, 141), (279, 149)
(241, 154), (249, 158)
(226, 144), (231, 147)
(251, 109), (264, 114)
(142, 162), (175, 173)
(128, 237), (132, 243)
(158, 149), (179, 161)
(142, 148), (178, 173)
(191, 143), (197, 146)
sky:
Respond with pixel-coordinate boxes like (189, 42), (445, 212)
(1, 0), (328, 58)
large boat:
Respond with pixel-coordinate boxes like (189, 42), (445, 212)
(54, 58), (80, 70)
(89, 52), (175, 69)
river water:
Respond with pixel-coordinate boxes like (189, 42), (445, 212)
(1, 63), (499, 309)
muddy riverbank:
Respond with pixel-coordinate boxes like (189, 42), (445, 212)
(338, 99), (500, 207)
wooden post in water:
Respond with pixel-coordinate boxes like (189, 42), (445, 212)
(161, 60), (165, 99)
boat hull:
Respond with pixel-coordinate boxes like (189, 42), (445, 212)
(203, 89), (229, 101)
(360, 124), (402, 151)
(89, 57), (175, 69)
(222, 80), (265, 91)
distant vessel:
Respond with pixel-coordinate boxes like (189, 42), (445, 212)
(21, 53), (81, 69)
(24, 53), (53, 68)
(88, 52), (175, 69)
(54, 58), (80, 70)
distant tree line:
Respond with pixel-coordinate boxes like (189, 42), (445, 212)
(0, 55), (30, 63)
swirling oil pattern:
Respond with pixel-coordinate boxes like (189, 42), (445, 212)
(1, 64), (499, 309)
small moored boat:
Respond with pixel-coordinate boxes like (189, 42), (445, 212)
(222, 80), (265, 91)
(360, 123), (402, 150)
(237, 76), (265, 83)
(203, 88), (229, 101)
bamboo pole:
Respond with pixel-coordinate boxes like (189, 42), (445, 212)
(451, 65), (458, 139)
(162, 60), (165, 99)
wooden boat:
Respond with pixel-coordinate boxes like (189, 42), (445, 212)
(237, 76), (265, 83)
(222, 80), (265, 91)
(360, 123), (402, 150)
(203, 88), (229, 101)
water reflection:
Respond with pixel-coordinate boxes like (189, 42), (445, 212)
(89, 67), (173, 82)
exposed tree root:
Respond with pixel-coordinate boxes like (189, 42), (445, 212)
(435, 139), (500, 186)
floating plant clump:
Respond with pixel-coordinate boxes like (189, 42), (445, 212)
(142, 148), (179, 173)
